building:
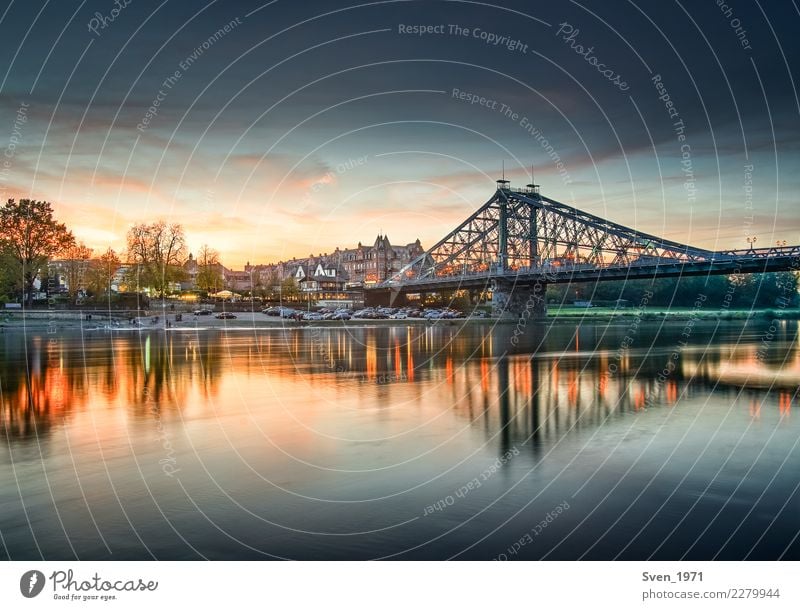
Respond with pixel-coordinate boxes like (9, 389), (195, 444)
(180, 233), (423, 304)
(295, 260), (357, 306)
(224, 267), (255, 293)
(334, 234), (424, 287)
(181, 253), (199, 290)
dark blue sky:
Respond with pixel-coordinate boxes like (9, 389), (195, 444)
(1, 0), (798, 264)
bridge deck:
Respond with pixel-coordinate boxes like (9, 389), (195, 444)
(373, 250), (800, 294)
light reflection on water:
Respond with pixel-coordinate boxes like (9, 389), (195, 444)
(0, 319), (798, 559)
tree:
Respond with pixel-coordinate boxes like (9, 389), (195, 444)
(86, 248), (121, 298)
(0, 199), (75, 306)
(195, 244), (222, 293)
(61, 242), (93, 302)
(125, 221), (187, 296)
(0, 243), (18, 301)
(280, 276), (299, 300)
(731, 271), (800, 308)
(265, 269), (280, 299)
(250, 270), (268, 300)
(774, 271), (800, 308)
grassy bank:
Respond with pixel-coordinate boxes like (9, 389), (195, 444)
(547, 306), (800, 321)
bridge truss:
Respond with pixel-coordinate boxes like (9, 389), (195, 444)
(382, 182), (800, 290)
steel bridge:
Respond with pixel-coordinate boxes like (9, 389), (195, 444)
(365, 180), (800, 315)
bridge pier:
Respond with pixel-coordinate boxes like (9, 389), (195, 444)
(364, 288), (388, 308)
(491, 281), (548, 319)
(364, 288), (411, 308)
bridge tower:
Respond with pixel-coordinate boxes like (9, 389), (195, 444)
(526, 178), (540, 268)
(490, 178), (547, 319)
(496, 179), (509, 274)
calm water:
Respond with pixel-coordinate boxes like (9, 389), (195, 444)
(1, 319), (798, 560)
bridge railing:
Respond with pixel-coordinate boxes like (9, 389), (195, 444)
(382, 259), (663, 286)
(714, 246), (800, 258)
(380, 247), (800, 287)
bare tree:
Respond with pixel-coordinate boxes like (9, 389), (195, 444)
(126, 221), (187, 297)
(62, 242), (93, 302)
(195, 244), (222, 293)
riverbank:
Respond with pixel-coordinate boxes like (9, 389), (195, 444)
(546, 306), (800, 321)
(1, 307), (795, 332)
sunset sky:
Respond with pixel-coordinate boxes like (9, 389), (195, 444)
(1, 0), (798, 267)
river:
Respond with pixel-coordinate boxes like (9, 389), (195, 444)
(1, 319), (798, 559)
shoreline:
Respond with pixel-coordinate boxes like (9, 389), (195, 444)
(0, 308), (791, 333)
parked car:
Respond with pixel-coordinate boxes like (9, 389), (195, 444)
(215, 312), (237, 319)
(303, 312), (323, 321)
(439, 309), (464, 319)
(193, 309), (213, 316)
(262, 307), (281, 316)
(331, 312), (351, 320)
(279, 308), (297, 318)
(390, 312), (407, 319)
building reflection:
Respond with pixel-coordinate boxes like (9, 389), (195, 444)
(1, 321), (797, 446)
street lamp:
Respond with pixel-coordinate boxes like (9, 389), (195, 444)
(776, 240), (787, 247)
(747, 236), (757, 251)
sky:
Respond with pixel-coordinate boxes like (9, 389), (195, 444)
(0, 0), (798, 267)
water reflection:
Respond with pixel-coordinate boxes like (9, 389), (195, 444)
(0, 331), (228, 441)
(2, 320), (797, 446)
(1, 319), (798, 560)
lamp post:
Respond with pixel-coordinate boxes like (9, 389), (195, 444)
(747, 236), (757, 251)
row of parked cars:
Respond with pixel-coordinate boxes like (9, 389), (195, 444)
(193, 305), (480, 322)
(261, 306), (352, 320)
(353, 307), (466, 320)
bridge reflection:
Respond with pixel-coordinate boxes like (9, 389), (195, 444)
(1, 322), (796, 447)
